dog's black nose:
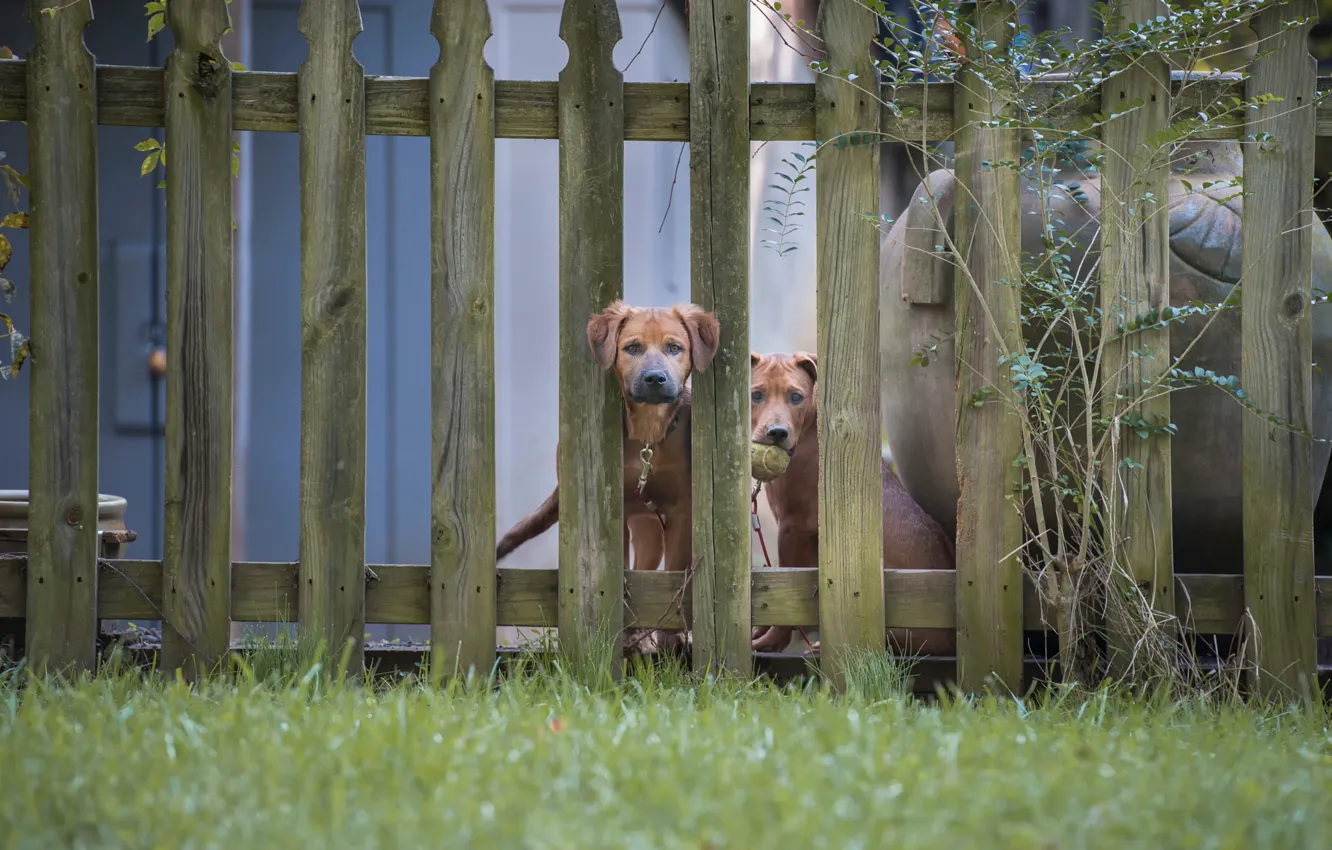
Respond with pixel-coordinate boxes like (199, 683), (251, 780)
(643, 370), (668, 386)
(766, 426), (789, 443)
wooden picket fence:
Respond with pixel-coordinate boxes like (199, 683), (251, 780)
(1, 0), (1329, 695)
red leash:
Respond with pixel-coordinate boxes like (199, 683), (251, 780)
(750, 482), (814, 649)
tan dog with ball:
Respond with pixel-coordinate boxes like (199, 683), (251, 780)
(748, 351), (956, 656)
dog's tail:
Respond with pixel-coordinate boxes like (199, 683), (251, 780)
(496, 485), (560, 561)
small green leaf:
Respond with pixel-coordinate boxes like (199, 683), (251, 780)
(232, 61), (247, 71)
(4, 166), (29, 191)
(147, 12), (165, 41)
(0, 211), (28, 229)
(134, 138), (162, 152)
(140, 151), (160, 177)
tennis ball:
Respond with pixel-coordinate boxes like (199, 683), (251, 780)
(751, 442), (792, 482)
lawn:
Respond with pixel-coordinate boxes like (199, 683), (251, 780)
(1, 651), (1329, 849)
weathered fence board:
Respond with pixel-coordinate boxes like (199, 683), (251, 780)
(952, 0), (1024, 694)
(23, 0), (100, 673)
(815, 0), (884, 686)
(297, 0), (368, 674)
(4, 560), (1324, 638)
(557, 0), (624, 662)
(2, 63), (1322, 142)
(429, 0), (497, 680)
(160, 0), (235, 679)
(1241, 0), (1318, 699)
(688, 0), (750, 675)
(1098, 0), (1174, 673)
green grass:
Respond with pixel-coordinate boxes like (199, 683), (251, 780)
(1, 650), (1329, 849)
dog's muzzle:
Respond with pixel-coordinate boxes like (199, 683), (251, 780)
(630, 369), (680, 404)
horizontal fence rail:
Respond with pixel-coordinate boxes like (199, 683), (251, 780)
(2, 561), (1331, 636)
(4, 61), (1332, 141)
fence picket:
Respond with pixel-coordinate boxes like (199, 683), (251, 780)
(297, 0), (368, 675)
(23, 0), (99, 673)
(429, 0), (497, 680)
(952, 0), (1024, 694)
(1241, 0), (1318, 700)
(1099, 0), (1175, 673)
(556, 0), (624, 664)
(688, 0), (750, 675)
(815, 0), (885, 685)
(161, 0), (235, 679)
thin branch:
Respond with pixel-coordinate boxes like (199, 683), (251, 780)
(623, 0), (669, 76)
(658, 142), (687, 234)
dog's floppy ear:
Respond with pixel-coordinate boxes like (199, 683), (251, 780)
(751, 351), (761, 369)
(586, 301), (632, 371)
(674, 304), (721, 373)
(793, 350), (818, 384)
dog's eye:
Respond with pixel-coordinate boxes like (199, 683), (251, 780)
(751, 390), (764, 404)
(789, 391), (804, 405)
(623, 342), (643, 355)
(666, 342), (683, 355)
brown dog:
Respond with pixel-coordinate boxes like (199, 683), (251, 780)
(747, 351), (956, 656)
(496, 301), (719, 649)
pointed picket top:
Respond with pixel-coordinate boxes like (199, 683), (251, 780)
(166, 0), (230, 52)
(432, 0), (493, 56)
(559, 0), (621, 66)
(299, 0), (364, 47)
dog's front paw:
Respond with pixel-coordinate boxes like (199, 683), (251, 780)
(751, 625), (794, 653)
